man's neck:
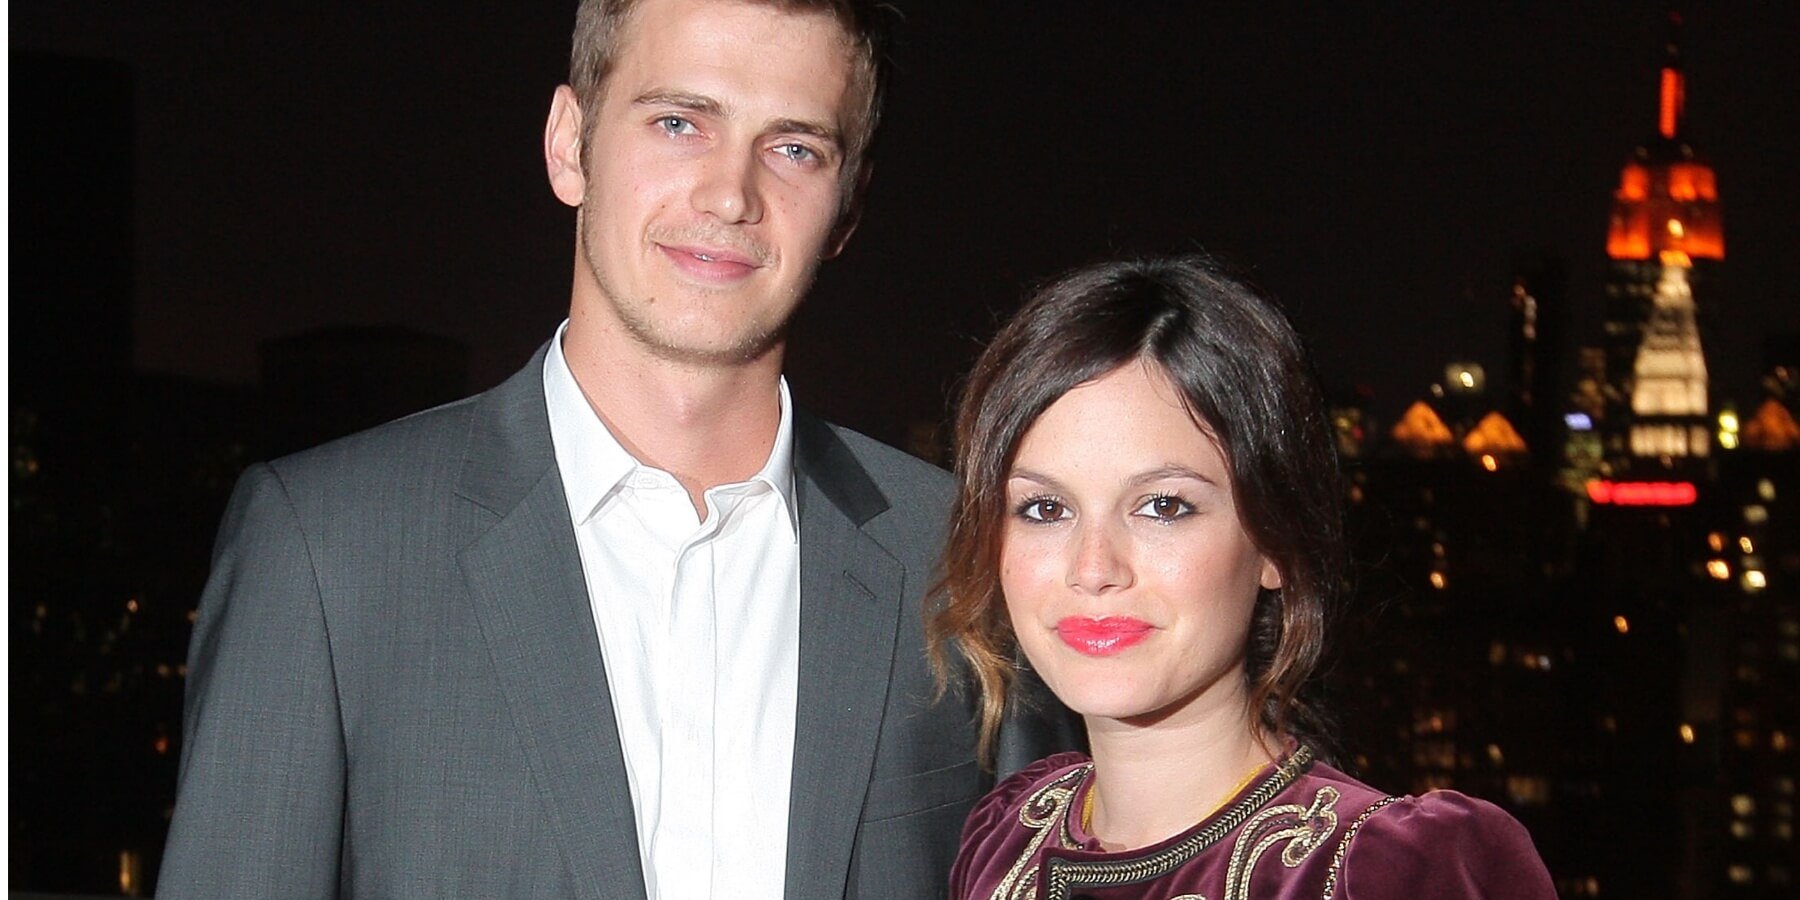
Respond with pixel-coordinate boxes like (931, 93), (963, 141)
(561, 314), (785, 519)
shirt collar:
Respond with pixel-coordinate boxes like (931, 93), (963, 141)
(542, 320), (798, 532)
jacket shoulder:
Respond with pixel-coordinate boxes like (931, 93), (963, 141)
(821, 422), (952, 509)
(262, 392), (486, 499)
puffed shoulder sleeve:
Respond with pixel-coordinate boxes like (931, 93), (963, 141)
(949, 752), (1087, 898)
(1335, 791), (1556, 899)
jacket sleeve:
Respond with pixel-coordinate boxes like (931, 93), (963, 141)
(156, 463), (346, 898)
(1336, 790), (1557, 899)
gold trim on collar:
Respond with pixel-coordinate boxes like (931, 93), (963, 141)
(1037, 745), (1319, 899)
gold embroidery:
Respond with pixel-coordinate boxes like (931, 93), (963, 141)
(989, 765), (1091, 900)
(1220, 786), (1340, 899)
(1321, 795), (1400, 900)
(1038, 746), (1318, 899)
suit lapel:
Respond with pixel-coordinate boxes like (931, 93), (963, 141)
(454, 347), (647, 900)
(784, 412), (905, 900)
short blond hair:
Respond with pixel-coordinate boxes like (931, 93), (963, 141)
(568, 0), (891, 180)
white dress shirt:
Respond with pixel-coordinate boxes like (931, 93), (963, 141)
(544, 323), (799, 899)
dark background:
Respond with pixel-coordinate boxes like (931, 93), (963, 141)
(11, 2), (1799, 434)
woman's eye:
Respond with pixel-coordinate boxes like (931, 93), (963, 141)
(1018, 498), (1068, 523)
(1135, 495), (1193, 521)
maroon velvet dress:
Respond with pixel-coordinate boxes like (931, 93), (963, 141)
(951, 746), (1556, 900)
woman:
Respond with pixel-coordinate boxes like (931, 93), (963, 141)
(930, 256), (1555, 899)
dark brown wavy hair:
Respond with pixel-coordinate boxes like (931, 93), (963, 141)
(928, 255), (1345, 765)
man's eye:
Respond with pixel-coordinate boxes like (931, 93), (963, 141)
(774, 143), (818, 164)
(1017, 497), (1068, 523)
(1133, 494), (1193, 521)
(657, 116), (697, 136)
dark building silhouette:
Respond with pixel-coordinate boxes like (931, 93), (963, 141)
(258, 324), (470, 456)
(1508, 255), (1571, 460)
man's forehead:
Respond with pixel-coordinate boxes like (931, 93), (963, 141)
(607, 0), (860, 124)
(614, 0), (858, 77)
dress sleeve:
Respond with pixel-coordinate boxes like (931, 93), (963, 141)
(949, 752), (1087, 899)
(1335, 791), (1556, 899)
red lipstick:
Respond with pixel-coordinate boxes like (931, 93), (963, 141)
(1055, 617), (1153, 656)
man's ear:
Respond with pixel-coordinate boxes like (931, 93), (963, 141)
(823, 160), (873, 259)
(545, 85), (587, 207)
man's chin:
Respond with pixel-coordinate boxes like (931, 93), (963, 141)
(626, 321), (791, 369)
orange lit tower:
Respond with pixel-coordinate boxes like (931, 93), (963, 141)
(1601, 14), (1723, 468)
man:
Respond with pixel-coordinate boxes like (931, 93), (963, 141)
(157, 1), (1061, 896)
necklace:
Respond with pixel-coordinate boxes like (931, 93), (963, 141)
(1081, 758), (1269, 837)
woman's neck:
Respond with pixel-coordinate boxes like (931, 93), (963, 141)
(1082, 698), (1276, 852)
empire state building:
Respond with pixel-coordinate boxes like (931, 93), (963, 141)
(1601, 17), (1723, 469)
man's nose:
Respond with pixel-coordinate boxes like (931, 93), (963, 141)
(691, 149), (764, 225)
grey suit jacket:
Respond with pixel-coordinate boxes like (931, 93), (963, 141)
(157, 345), (1013, 898)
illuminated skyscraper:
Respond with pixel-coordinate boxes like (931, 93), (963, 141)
(1601, 15), (1723, 470)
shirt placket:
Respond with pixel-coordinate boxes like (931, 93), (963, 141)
(655, 494), (729, 899)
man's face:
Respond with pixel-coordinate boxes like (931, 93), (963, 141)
(549, 0), (862, 367)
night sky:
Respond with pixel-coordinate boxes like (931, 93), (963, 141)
(14, 2), (1800, 442)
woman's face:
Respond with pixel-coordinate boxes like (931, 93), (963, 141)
(1000, 359), (1281, 728)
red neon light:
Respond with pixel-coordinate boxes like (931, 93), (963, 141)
(1585, 480), (1697, 506)
(1659, 68), (1683, 139)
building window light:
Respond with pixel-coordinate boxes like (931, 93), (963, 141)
(1732, 795), (1756, 816)
(1709, 532), (1727, 552)
(1428, 571), (1447, 590)
(1744, 570), (1768, 592)
(1613, 615), (1631, 635)
(1505, 775), (1551, 806)
(1740, 536), (1756, 554)
(1758, 479), (1777, 501)
(1746, 505), (1769, 524)
(1708, 560), (1731, 580)
(1679, 723), (1696, 744)
(1729, 864), (1754, 884)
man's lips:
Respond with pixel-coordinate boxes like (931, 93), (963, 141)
(657, 242), (762, 281)
(1054, 616), (1154, 656)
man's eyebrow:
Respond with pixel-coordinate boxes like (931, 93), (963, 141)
(633, 89), (728, 118)
(768, 117), (844, 152)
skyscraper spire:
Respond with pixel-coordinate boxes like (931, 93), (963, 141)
(1658, 12), (1685, 139)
